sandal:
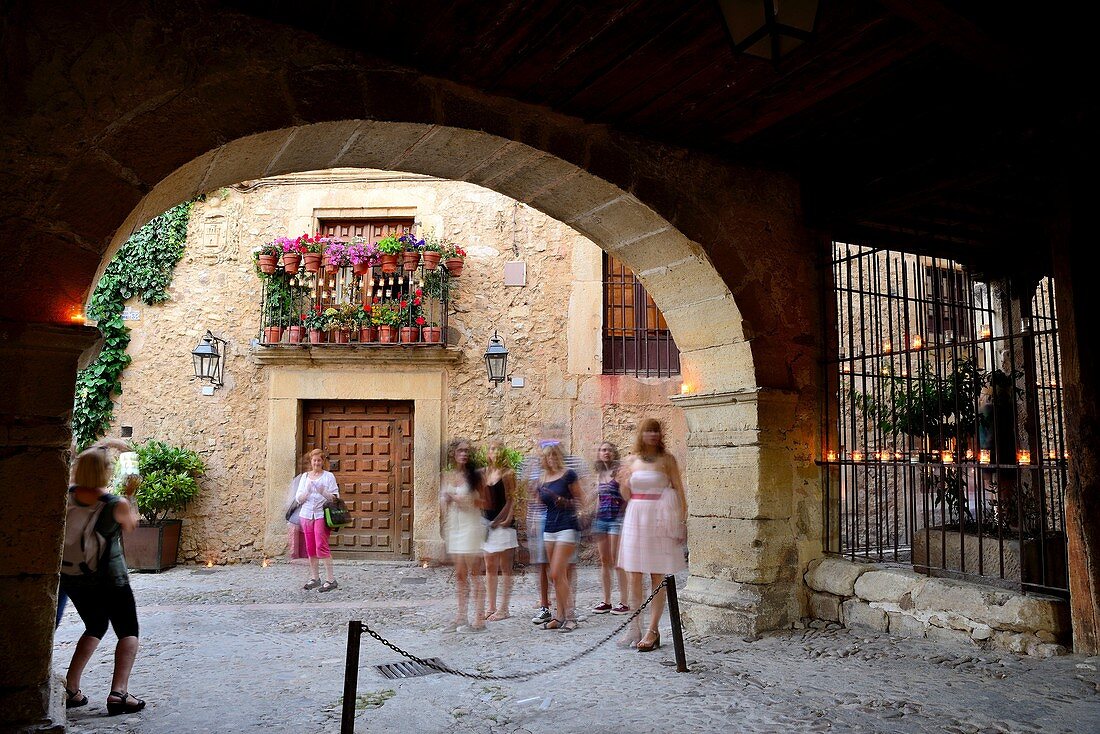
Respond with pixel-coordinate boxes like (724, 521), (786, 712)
(303, 578), (321, 590)
(319, 580), (338, 593)
(65, 687), (88, 709)
(636, 630), (661, 652)
(486, 611), (511, 621)
(617, 630), (641, 649)
(106, 691), (146, 716)
(559, 619), (579, 633)
(539, 618), (563, 630)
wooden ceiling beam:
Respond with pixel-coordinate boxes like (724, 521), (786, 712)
(876, 0), (1016, 73)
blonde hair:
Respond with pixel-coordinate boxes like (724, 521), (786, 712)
(72, 447), (111, 489)
(632, 418), (666, 457)
(539, 443), (565, 475)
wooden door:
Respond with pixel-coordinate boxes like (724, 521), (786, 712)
(319, 218), (414, 243)
(302, 401), (414, 558)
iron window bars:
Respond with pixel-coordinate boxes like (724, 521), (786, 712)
(602, 252), (680, 377)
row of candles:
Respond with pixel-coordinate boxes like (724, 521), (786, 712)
(287, 272), (427, 301)
(839, 319), (1043, 362)
(822, 449), (1066, 464)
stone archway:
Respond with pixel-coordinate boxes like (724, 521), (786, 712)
(94, 121), (818, 638)
(2, 8), (821, 728)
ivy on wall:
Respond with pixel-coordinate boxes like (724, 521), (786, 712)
(72, 202), (194, 450)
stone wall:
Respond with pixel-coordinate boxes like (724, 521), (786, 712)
(109, 169), (686, 562)
(804, 557), (1070, 656)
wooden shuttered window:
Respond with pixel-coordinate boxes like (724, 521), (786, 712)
(602, 253), (679, 376)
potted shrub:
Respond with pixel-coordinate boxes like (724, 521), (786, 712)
(443, 242), (467, 277)
(348, 239), (377, 276)
(356, 304), (376, 342)
(260, 272), (303, 344)
(303, 308), (327, 344)
(287, 313), (305, 344)
(376, 234), (403, 274)
(324, 239), (350, 275)
(400, 233), (424, 271)
(398, 292), (423, 343)
(422, 320), (442, 343)
(298, 233), (325, 273)
(253, 241), (281, 275)
(123, 440), (206, 572)
(372, 301), (400, 343)
(421, 232), (445, 271)
(278, 236), (303, 274)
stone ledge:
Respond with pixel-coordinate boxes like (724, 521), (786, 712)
(803, 557), (1070, 657)
(250, 345), (464, 366)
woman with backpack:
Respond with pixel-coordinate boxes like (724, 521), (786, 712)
(59, 439), (146, 715)
(294, 448), (340, 592)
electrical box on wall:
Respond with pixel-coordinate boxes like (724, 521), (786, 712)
(503, 261), (527, 286)
(510, 376), (525, 388)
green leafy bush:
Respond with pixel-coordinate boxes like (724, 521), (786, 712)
(132, 440), (206, 525)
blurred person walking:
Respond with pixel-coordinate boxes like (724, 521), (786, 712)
(295, 449), (340, 592)
(482, 441), (518, 621)
(618, 419), (688, 651)
(536, 443), (585, 632)
(59, 439), (146, 715)
(440, 439), (488, 633)
(589, 442), (629, 615)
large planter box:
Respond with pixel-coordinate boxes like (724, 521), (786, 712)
(912, 528), (1067, 588)
(123, 519), (182, 572)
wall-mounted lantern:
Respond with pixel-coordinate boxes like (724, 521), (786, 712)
(191, 331), (227, 389)
(719, 0), (819, 62)
(484, 331), (509, 384)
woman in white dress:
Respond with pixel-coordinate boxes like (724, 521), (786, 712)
(439, 439), (488, 632)
(618, 418), (688, 651)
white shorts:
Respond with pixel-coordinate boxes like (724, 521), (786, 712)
(483, 527), (518, 553)
(543, 529), (578, 544)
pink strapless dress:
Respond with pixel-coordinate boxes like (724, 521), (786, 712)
(618, 468), (687, 575)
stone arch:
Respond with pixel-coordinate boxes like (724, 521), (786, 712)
(108, 123), (750, 394)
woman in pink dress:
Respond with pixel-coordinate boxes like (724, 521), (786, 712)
(617, 418), (688, 651)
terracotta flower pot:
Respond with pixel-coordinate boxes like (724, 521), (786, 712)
(402, 250), (422, 271)
(399, 326), (420, 343)
(359, 326), (377, 343)
(282, 252), (301, 275)
(379, 253), (399, 274)
(422, 251), (442, 271)
(263, 326), (283, 343)
(257, 254), (278, 275)
(422, 326), (442, 343)
(378, 325), (397, 343)
(287, 325), (304, 344)
(333, 328), (351, 344)
(303, 252), (323, 273)
(308, 328), (325, 344)
(444, 258), (464, 277)
(353, 261), (371, 276)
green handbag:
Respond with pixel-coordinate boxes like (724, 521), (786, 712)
(323, 497), (351, 529)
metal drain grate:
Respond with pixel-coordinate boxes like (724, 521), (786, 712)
(375, 658), (446, 679)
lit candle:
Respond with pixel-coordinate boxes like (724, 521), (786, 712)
(261, 558), (269, 568)
(1047, 450), (1058, 460)
(1017, 450), (1031, 465)
(680, 383), (691, 395)
(882, 339), (892, 353)
(851, 451), (864, 462)
(879, 451), (893, 461)
(205, 560), (214, 568)
(825, 450), (838, 462)
(979, 449), (991, 464)
(841, 362), (851, 373)
(941, 451), (955, 464)
(965, 449), (974, 460)
(911, 334), (923, 350)
(894, 451), (904, 461)
(979, 324), (991, 340)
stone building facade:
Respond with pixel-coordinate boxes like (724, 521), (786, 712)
(108, 169), (686, 563)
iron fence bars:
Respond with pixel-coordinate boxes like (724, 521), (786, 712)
(822, 243), (1069, 595)
(257, 262), (452, 346)
(602, 252), (680, 377)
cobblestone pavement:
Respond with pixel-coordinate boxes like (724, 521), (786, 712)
(54, 561), (1100, 733)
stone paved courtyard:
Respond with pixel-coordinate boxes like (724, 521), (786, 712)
(53, 561), (1100, 733)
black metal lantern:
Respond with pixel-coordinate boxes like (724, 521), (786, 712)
(719, 0), (819, 62)
(484, 330), (509, 384)
(191, 331), (227, 388)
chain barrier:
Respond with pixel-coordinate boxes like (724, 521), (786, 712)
(360, 577), (668, 682)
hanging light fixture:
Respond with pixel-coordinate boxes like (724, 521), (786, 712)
(484, 331), (509, 384)
(191, 331), (227, 389)
(718, 0), (819, 62)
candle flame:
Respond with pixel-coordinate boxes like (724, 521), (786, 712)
(206, 560), (213, 568)
(1017, 450), (1031, 465)
(262, 558), (269, 568)
(911, 335), (923, 350)
(979, 449), (991, 464)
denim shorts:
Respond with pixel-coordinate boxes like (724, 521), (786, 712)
(592, 518), (622, 535)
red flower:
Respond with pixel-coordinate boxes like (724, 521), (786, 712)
(400, 300), (408, 308)
(413, 298), (421, 306)
(416, 316), (425, 326)
(415, 288), (423, 297)
(363, 304), (371, 313)
(299, 313), (307, 320)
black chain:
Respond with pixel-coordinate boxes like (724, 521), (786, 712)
(359, 578), (669, 681)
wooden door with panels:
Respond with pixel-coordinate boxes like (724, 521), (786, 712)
(302, 400), (414, 558)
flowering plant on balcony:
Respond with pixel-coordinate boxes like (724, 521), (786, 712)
(275, 236), (301, 255)
(321, 302), (360, 331)
(371, 301), (402, 327)
(302, 307), (328, 331)
(421, 232), (446, 253)
(256, 241), (282, 257)
(347, 239), (378, 268)
(399, 233), (425, 251)
(442, 242), (467, 260)
(376, 235), (403, 255)
(296, 233), (327, 254)
(325, 240), (352, 268)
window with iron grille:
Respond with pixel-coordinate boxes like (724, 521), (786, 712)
(602, 253), (680, 377)
(823, 243), (1068, 595)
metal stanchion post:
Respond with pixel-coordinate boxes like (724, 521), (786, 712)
(663, 575), (689, 672)
(341, 620), (363, 734)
